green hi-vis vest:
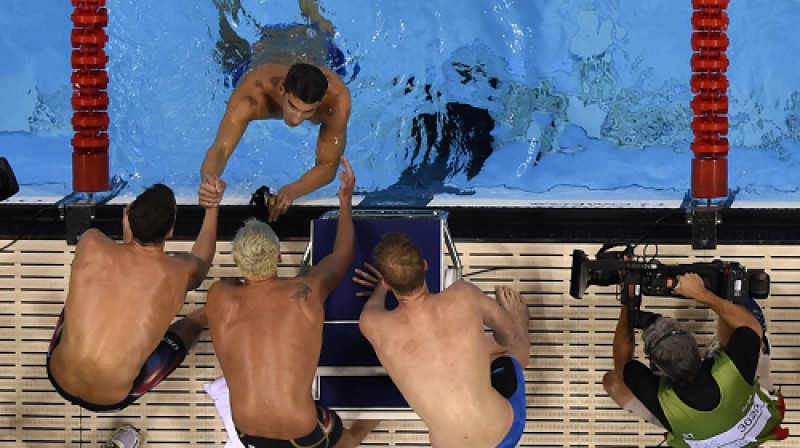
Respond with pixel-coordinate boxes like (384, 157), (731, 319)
(657, 352), (782, 448)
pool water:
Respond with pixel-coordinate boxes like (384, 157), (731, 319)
(2, 0), (800, 207)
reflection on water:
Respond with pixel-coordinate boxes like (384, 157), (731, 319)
(3, 0), (800, 205)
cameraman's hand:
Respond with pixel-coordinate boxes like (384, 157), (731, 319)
(675, 273), (711, 304)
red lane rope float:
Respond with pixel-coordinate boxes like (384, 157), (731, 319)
(71, 70), (109, 89)
(70, 0), (109, 193)
(690, 73), (728, 93)
(692, 11), (729, 30)
(691, 93), (729, 115)
(690, 0), (730, 199)
(691, 116), (728, 134)
(72, 112), (110, 131)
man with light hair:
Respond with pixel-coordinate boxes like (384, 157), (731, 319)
(603, 272), (788, 447)
(352, 232), (530, 447)
(230, 219), (281, 278)
(206, 156), (378, 447)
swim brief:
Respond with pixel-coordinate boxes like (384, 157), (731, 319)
(490, 356), (526, 448)
(237, 404), (344, 448)
(46, 309), (188, 412)
(231, 22), (358, 87)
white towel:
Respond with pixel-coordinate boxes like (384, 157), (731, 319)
(203, 376), (245, 448)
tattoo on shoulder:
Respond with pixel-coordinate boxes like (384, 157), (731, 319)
(299, 264), (310, 276)
(290, 283), (311, 301)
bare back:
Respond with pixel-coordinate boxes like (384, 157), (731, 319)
(207, 275), (326, 439)
(49, 230), (198, 405)
(362, 282), (513, 447)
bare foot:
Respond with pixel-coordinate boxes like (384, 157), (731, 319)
(495, 286), (529, 334)
(494, 285), (531, 367)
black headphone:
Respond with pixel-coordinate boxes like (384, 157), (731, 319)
(645, 328), (689, 357)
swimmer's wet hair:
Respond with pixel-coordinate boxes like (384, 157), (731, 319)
(128, 183), (176, 245)
(231, 218), (280, 278)
(285, 63), (328, 104)
(373, 232), (425, 295)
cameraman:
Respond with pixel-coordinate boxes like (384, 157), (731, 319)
(603, 272), (787, 447)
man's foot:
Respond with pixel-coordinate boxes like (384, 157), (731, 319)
(496, 286), (530, 336)
(103, 424), (140, 448)
(494, 285), (531, 367)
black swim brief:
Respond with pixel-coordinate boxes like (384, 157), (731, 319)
(46, 309), (188, 412)
(237, 404), (344, 448)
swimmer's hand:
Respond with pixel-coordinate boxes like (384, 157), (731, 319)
(267, 156), (355, 222)
(353, 262), (387, 297)
(199, 175), (226, 208)
(337, 156), (355, 205)
(267, 185), (299, 223)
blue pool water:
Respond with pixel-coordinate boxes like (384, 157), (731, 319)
(2, 0), (800, 207)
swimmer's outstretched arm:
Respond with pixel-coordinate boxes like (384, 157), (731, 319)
(201, 85), (260, 180)
(269, 102), (349, 221)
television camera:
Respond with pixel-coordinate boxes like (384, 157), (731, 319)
(570, 243), (770, 329)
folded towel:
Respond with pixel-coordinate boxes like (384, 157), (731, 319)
(203, 376), (245, 448)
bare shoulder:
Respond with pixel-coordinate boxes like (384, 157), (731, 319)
(298, 265), (340, 301)
(238, 64), (286, 88)
(441, 281), (496, 315)
(318, 67), (350, 108)
(206, 278), (241, 307)
(77, 228), (111, 246)
(73, 229), (114, 259)
(285, 276), (326, 303)
(359, 307), (390, 340)
(230, 65), (281, 100)
(445, 280), (484, 300)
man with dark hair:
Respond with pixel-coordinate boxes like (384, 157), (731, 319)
(603, 272), (788, 447)
(353, 232), (530, 447)
(206, 157), (379, 447)
(46, 177), (226, 412)
(200, 60), (351, 222)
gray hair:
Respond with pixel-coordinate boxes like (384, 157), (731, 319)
(642, 316), (701, 386)
(231, 218), (280, 278)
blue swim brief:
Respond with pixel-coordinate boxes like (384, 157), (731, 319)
(230, 22), (358, 87)
(490, 356), (526, 448)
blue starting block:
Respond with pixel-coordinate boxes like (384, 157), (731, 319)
(303, 209), (461, 418)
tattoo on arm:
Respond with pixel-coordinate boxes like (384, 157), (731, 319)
(290, 283), (311, 301)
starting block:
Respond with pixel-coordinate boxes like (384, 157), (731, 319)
(303, 209), (461, 419)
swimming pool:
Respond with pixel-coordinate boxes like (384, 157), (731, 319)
(2, 0), (800, 207)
